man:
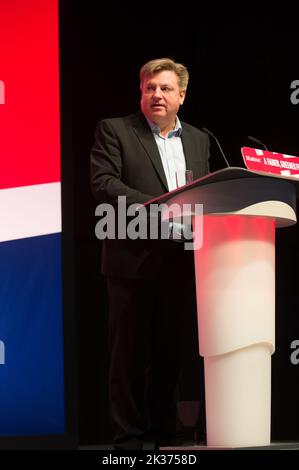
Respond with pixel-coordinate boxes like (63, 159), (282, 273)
(90, 58), (210, 449)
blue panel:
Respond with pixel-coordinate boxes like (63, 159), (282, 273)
(0, 234), (65, 435)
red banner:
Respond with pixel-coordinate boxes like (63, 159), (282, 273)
(0, 0), (60, 190)
(241, 147), (299, 179)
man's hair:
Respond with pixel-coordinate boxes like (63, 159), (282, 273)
(139, 58), (189, 91)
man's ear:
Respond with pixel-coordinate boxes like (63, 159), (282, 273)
(179, 90), (186, 105)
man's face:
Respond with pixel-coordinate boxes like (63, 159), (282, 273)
(140, 70), (185, 129)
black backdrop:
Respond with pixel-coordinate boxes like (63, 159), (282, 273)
(59, 1), (299, 444)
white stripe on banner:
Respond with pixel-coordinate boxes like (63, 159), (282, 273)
(0, 182), (61, 242)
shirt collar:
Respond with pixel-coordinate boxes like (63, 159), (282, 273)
(146, 116), (182, 137)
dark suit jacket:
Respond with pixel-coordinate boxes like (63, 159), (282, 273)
(90, 111), (210, 278)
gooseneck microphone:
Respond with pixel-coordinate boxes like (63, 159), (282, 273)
(202, 127), (230, 168)
(247, 135), (268, 151)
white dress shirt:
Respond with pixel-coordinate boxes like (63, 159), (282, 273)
(147, 117), (186, 190)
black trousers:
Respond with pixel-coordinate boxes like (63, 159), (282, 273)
(106, 249), (201, 450)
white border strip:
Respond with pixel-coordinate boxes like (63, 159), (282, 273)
(0, 182), (61, 242)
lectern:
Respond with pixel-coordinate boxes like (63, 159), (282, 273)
(146, 167), (298, 448)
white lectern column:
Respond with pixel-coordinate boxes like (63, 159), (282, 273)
(150, 168), (297, 449)
(193, 214), (275, 447)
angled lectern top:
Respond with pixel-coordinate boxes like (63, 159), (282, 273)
(144, 167), (298, 227)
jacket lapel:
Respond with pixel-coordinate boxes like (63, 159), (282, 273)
(132, 113), (169, 191)
(181, 125), (198, 179)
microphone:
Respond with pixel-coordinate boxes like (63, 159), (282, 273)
(202, 127), (230, 168)
(247, 135), (268, 151)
